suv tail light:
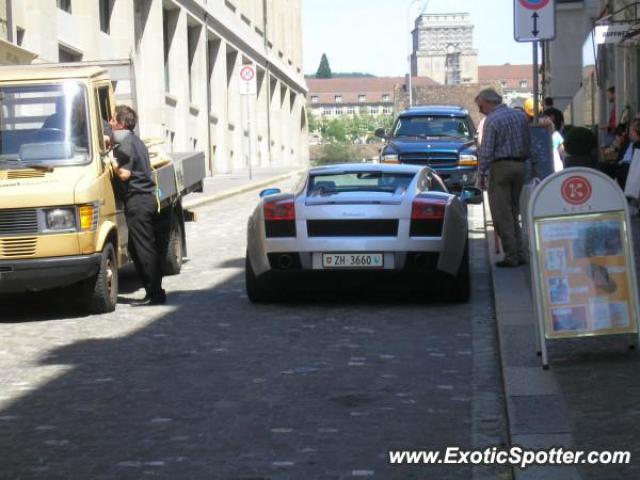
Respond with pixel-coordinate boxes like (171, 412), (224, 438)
(410, 196), (446, 237)
(411, 196), (446, 220)
(264, 196), (296, 237)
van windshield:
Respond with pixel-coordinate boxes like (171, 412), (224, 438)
(0, 82), (90, 168)
(393, 115), (473, 139)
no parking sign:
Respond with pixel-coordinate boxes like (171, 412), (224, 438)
(514, 0), (555, 42)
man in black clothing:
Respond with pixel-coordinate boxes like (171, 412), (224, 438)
(109, 105), (168, 306)
(543, 97), (565, 133)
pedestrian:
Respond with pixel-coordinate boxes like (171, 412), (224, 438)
(601, 86), (617, 147)
(544, 110), (565, 172)
(542, 97), (565, 134)
(623, 119), (640, 209)
(475, 89), (530, 268)
(109, 105), (169, 306)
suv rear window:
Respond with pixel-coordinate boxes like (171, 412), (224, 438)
(393, 115), (473, 139)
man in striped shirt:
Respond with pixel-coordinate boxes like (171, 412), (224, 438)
(476, 88), (530, 267)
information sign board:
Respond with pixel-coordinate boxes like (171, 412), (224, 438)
(514, 0), (556, 42)
(527, 168), (640, 367)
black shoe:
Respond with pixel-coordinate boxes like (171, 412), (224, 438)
(496, 260), (519, 268)
(130, 293), (167, 306)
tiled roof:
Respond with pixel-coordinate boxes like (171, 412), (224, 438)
(306, 76), (438, 104)
(478, 64), (533, 90)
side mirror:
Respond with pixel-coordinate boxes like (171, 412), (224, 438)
(259, 188), (281, 198)
(461, 186), (483, 204)
(374, 128), (387, 139)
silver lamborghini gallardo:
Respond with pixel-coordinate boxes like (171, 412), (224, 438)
(245, 163), (482, 302)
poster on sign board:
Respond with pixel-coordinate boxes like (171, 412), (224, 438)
(533, 211), (638, 339)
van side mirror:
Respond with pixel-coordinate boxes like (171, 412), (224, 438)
(461, 186), (483, 204)
(374, 128), (387, 139)
(260, 188), (281, 198)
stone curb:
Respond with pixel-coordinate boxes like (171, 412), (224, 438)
(182, 170), (303, 210)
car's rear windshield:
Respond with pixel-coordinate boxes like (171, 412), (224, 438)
(393, 115), (473, 139)
(308, 171), (415, 195)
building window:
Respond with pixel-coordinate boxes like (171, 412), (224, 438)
(311, 95), (319, 103)
(335, 106), (343, 115)
(370, 106), (379, 115)
(520, 80), (528, 89)
(335, 95), (342, 103)
(322, 107), (331, 116)
(57, 0), (72, 13)
(58, 44), (82, 62)
(382, 94), (390, 102)
(500, 80), (507, 88)
(346, 106), (354, 114)
(99, 0), (113, 34)
(358, 94), (366, 103)
(16, 27), (25, 46)
(383, 106), (393, 115)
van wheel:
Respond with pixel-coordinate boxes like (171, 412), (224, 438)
(84, 243), (118, 313)
(164, 216), (183, 276)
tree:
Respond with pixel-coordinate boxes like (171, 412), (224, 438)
(315, 53), (332, 79)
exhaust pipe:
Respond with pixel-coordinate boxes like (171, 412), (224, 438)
(277, 254), (293, 269)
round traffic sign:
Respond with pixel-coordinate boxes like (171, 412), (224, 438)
(240, 66), (255, 82)
(518, 0), (551, 10)
(561, 176), (592, 205)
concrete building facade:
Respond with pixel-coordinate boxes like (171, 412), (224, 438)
(411, 12), (478, 85)
(2, 0), (309, 174)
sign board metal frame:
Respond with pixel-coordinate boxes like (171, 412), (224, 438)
(514, 0), (556, 42)
(527, 168), (640, 368)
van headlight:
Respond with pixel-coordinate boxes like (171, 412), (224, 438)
(44, 208), (76, 231)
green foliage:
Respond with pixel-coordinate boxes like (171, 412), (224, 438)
(563, 126), (596, 155)
(315, 53), (333, 79)
(309, 113), (394, 144)
(313, 143), (351, 165)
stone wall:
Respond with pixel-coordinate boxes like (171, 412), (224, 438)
(394, 82), (503, 127)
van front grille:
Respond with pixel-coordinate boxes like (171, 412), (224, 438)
(0, 209), (39, 236)
(7, 169), (47, 179)
(0, 237), (37, 257)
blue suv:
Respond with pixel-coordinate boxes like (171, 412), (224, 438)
(376, 106), (478, 190)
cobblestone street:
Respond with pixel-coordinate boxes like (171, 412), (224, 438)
(0, 186), (506, 480)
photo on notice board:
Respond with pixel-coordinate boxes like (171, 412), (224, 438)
(572, 220), (622, 259)
(548, 276), (570, 304)
(588, 263), (618, 294)
(552, 306), (588, 332)
(591, 301), (631, 330)
(545, 247), (567, 272)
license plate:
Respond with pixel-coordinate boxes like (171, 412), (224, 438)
(322, 253), (384, 269)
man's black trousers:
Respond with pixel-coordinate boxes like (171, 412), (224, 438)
(124, 193), (171, 299)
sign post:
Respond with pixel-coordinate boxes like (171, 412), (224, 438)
(514, 0), (556, 125)
(239, 64), (257, 180)
(528, 168), (640, 368)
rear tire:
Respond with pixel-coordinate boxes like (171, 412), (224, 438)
(163, 215), (183, 276)
(245, 254), (277, 303)
(444, 240), (470, 302)
(83, 242), (118, 313)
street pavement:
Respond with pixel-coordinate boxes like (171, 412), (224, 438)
(0, 171), (508, 479)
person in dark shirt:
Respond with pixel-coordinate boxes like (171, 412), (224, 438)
(543, 97), (565, 134)
(109, 105), (168, 306)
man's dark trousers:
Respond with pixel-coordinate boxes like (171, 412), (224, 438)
(125, 193), (169, 299)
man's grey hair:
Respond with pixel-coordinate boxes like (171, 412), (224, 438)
(476, 88), (503, 105)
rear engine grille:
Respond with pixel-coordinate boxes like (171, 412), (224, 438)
(0, 237), (37, 257)
(0, 209), (39, 236)
(410, 219), (444, 237)
(400, 152), (458, 164)
(307, 220), (398, 237)
(265, 220), (296, 238)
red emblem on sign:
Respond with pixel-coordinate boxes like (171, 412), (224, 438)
(240, 66), (255, 81)
(518, 0), (551, 10)
(561, 176), (592, 205)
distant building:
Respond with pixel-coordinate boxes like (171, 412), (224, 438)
(411, 13), (478, 85)
(306, 76), (438, 119)
(478, 64), (534, 106)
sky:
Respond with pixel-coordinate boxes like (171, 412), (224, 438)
(302, 0), (536, 76)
